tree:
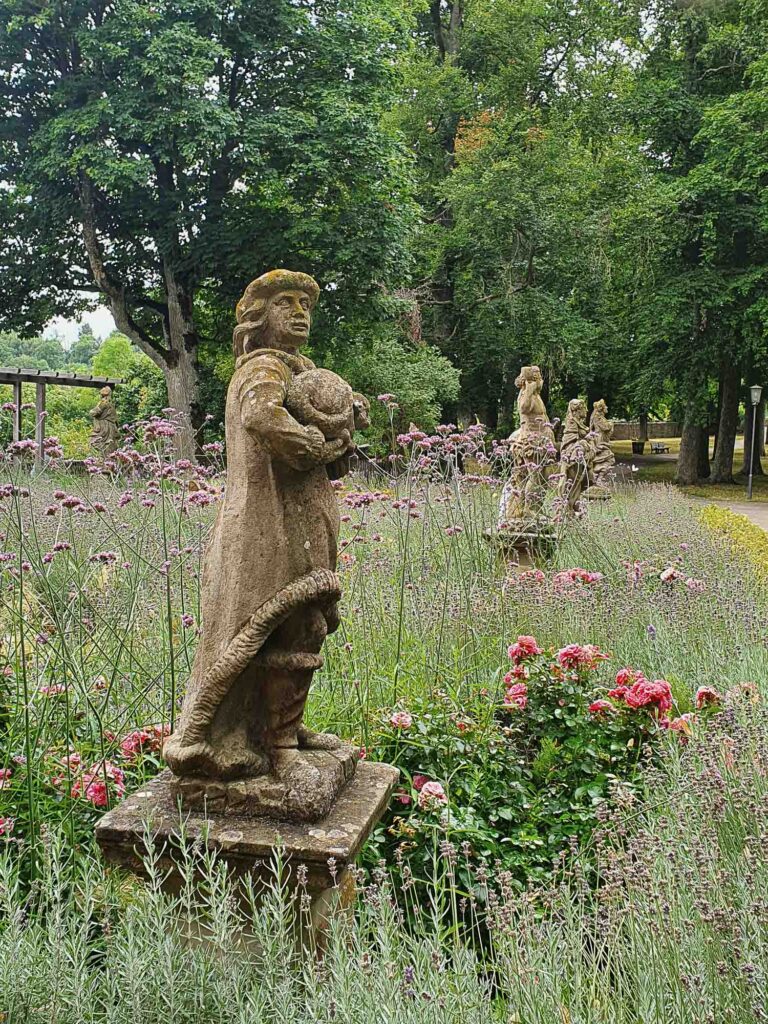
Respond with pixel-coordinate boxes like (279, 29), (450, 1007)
(67, 323), (100, 368)
(392, 0), (646, 427)
(0, 0), (415, 456)
(616, 0), (768, 485)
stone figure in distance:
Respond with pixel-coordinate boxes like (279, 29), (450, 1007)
(589, 398), (616, 488)
(163, 270), (370, 823)
(558, 398), (601, 511)
(498, 365), (557, 530)
(89, 386), (121, 457)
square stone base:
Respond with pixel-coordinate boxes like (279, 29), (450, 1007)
(95, 761), (399, 912)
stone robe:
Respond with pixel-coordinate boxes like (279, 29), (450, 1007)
(89, 398), (120, 456)
(167, 347), (343, 777)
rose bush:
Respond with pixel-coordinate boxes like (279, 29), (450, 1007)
(365, 636), (722, 899)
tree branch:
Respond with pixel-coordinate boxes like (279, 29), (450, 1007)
(77, 172), (172, 369)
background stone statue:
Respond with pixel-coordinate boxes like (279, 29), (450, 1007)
(558, 398), (598, 511)
(89, 386), (120, 457)
(164, 269), (368, 822)
(498, 365), (556, 529)
(589, 398), (616, 487)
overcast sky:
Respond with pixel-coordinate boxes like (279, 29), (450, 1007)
(44, 305), (116, 347)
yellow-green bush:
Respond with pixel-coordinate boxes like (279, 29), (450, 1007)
(698, 504), (768, 580)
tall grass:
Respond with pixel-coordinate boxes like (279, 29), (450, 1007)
(1, 435), (767, 862)
(2, 691), (767, 1023)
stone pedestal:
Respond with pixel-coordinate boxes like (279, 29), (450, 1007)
(484, 522), (556, 567)
(95, 760), (398, 947)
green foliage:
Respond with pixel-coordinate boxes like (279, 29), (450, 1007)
(0, 0), (419, 440)
(330, 330), (461, 442)
(365, 647), (677, 895)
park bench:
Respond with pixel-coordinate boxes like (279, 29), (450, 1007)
(650, 441), (670, 454)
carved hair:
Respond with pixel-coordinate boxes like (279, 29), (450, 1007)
(232, 298), (271, 358)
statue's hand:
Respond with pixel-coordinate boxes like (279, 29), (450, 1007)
(303, 424), (326, 460)
(320, 430), (351, 464)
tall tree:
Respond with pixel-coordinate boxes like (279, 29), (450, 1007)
(394, 0), (645, 426)
(0, 0), (414, 455)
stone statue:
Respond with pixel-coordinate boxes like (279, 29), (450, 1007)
(163, 270), (369, 822)
(498, 365), (557, 530)
(89, 386), (121, 457)
(589, 398), (616, 488)
(558, 398), (600, 510)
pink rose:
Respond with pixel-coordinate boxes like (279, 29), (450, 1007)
(504, 682), (528, 711)
(412, 774), (430, 792)
(588, 700), (614, 715)
(624, 678), (673, 714)
(507, 636), (542, 663)
(418, 780), (448, 810)
(556, 644), (608, 671)
(390, 710), (413, 730)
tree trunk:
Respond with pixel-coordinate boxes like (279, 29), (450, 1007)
(676, 408), (705, 485)
(165, 348), (202, 461)
(78, 172), (202, 459)
(697, 426), (710, 479)
(710, 362), (740, 483)
(638, 412), (649, 442)
(163, 265), (203, 459)
(742, 397), (765, 476)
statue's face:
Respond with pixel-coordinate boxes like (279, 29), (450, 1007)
(265, 289), (312, 348)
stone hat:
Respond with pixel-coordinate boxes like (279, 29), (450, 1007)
(236, 270), (320, 323)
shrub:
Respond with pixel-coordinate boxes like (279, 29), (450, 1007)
(698, 503), (768, 582)
(364, 636), (718, 895)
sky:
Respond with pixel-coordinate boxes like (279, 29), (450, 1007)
(44, 305), (116, 347)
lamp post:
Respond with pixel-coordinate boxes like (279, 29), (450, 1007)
(747, 384), (763, 500)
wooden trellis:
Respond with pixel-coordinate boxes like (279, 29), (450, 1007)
(0, 367), (123, 465)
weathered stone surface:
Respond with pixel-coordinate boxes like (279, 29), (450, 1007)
(589, 398), (616, 489)
(89, 386), (120, 457)
(169, 743), (359, 822)
(558, 398), (602, 511)
(162, 269), (373, 823)
(498, 365), (557, 532)
(95, 761), (399, 892)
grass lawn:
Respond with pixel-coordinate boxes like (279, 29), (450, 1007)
(612, 437), (768, 501)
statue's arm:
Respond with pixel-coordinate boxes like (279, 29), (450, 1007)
(238, 361), (327, 471)
(89, 400), (104, 420)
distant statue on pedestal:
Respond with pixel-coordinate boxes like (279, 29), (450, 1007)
(589, 398), (616, 489)
(89, 386), (121, 457)
(558, 398), (602, 511)
(498, 365), (557, 530)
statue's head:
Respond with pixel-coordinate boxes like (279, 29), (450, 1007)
(99, 386), (112, 398)
(233, 270), (320, 358)
(515, 365), (543, 390)
(568, 398), (587, 421)
(593, 399), (607, 414)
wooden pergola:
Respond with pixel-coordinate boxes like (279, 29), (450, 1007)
(0, 367), (123, 465)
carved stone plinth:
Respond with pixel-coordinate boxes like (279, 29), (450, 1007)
(585, 485), (611, 501)
(96, 761), (398, 947)
(484, 522), (556, 568)
(171, 744), (359, 822)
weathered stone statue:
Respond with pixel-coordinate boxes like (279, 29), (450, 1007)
(89, 386), (120, 457)
(589, 398), (616, 488)
(164, 270), (370, 822)
(498, 365), (557, 530)
(558, 398), (601, 510)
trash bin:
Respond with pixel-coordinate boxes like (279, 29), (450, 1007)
(631, 441), (646, 455)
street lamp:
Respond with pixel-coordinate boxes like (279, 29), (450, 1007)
(747, 384), (763, 500)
